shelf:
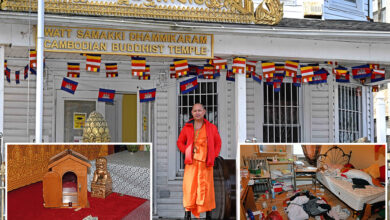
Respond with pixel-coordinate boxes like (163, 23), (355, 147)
(256, 152), (287, 157)
(269, 161), (293, 165)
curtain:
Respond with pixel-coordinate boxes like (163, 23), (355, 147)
(302, 145), (321, 166)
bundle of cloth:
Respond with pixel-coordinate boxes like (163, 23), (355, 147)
(286, 191), (350, 220)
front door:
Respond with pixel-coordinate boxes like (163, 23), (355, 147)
(56, 91), (105, 142)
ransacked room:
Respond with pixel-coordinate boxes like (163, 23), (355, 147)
(240, 144), (386, 220)
(7, 144), (150, 220)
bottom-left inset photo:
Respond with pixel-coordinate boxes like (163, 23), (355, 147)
(7, 144), (151, 220)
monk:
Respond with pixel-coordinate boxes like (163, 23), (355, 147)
(177, 103), (222, 220)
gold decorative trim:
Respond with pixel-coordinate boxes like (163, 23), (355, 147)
(1, 0), (283, 25)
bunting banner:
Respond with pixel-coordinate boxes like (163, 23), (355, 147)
(232, 57), (246, 74)
(132, 57), (146, 76)
(139, 65), (150, 80)
(309, 68), (328, 84)
(246, 72), (252, 78)
(4, 60), (10, 83)
(246, 61), (257, 73)
(170, 64), (176, 78)
(300, 66), (314, 83)
(30, 66), (36, 75)
(352, 64), (371, 79)
(209, 58), (227, 70)
(372, 85), (379, 92)
(325, 61), (338, 66)
(188, 64), (200, 76)
(265, 77), (273, 86)
(29, 49), (37, 69)
(371, 69), (385, 83)
(180, 77), (198, 94)
(24, 65), (29, 79)
(285, 60), (299, 77)
(199, 65), (219, 79)
(226, 70), (235, 82)
(86, 54), (101, 72)
(307, 63), (320, 72)
(369, 64), (380, 70)
(15, 71), (20, 84)
(67, 62), (80, 78)
(262, 62), (275, 79)
(98, 88), (115, 103)
(105, 63), (119, 78)
(174, 59), (189, 77)
(252, 72), (262, 84)
(293, 76), (302, 87)
(139, 88), (156, 102)
(274, 64), (285, 77)
(61, 77), (78, 94)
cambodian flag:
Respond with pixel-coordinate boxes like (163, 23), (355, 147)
(352, 64), (371, 79)
(252, 72), (262, 84)
(15, 71), (20, 84)
(140, 88), (156, 102)
(180, 77), (198, 94)
(24, 65), (29, 79)
(98, 88), (115, 103)
(309, 68), (328, 84)
(226, 70), (235, 82)
(61, 77), (78, 94)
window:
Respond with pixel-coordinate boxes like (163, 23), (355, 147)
(263, 83), (302, 143)
(176, 81), (218, 176)
(338, 85), (362, 142)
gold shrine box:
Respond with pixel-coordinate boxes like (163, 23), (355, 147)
(43, 149), (91, 209)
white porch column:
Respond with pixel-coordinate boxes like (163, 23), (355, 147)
(235, 73), (246, 143)
(375, 92), (386, 143)
(35, 0), (45, 143)
(0, 46), (4, 138)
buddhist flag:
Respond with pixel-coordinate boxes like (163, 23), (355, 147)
(174, 59), (189, 77)
(309, 68), (328, 84)
(307, 63), (320, 72)
(98, 88), (115, 103)
(352, 64), (371, 79)
(325, 61), (338, 66)
(209, 58), (227, 70)
(335, 66), (350, 83)
(24, 65), (29, 79)
(232, 57), (246, 74)
(285, 60), (299, 77)
(252, 72), (262, 84)
(372, 85), (379, 92)
(300, 66), (314, 83)
(139, 65), (150, 80)
(105, 63), (118, 78)
(369, 64), (380, 70)
(246, 61), (257, 73)
(67, 62), (80, 78)
(15, 71), (20, 84)
(180, 77), (198, 94)
(226, 70), (235, 82)
(132, 57), (146, 76)
(29, 49), (37, 69)
(199, 64), (216, 79)
(262, 62), (275, 79)
(139, 88), (156, 102)
(170, 64), (176, 79)
(188, 64), (199, 76)
(274, 64), (285, 77)
(293, 76), (302, 87)
(371, 69), (385, 83)
(86, 54), (101, 72)
(4, 60), (10, 83)
(61, 77), (78, 94)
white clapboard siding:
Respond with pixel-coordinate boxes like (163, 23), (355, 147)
(323, 0), (369, 20)
(246, 80), (256, 140)
(3, 58), (54, 143)
(226, 81), (236, 159)
(309, 84), (332, 142)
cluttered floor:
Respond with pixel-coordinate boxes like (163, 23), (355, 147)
(255, 184), (382, 220)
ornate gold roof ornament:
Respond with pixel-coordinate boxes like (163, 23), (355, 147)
(1, 0), (283, 25)
(82, 111), (111, 143)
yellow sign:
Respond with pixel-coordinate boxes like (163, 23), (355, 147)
(43, 26), (213, 59)
(73, 113), (87, 129)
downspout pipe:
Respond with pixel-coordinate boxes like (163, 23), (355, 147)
(35, 0), (44, 143)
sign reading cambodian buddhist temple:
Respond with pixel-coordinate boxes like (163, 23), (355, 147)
(1, 0), (283, 25)
(42, 26), (213, 58)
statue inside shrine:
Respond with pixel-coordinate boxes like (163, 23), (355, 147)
(91, 157), (112, 199)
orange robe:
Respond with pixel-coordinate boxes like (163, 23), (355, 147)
(183, 124), (215, 218)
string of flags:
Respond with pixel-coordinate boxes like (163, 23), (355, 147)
(4, 50), (389, 100)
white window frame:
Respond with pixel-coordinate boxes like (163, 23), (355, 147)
(259, 79), (304, 143)
(335, 83), (363, 143)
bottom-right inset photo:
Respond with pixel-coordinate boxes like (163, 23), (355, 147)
(240, 144), (386, 220)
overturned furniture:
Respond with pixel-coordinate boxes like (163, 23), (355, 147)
(43, 149), (91, 208)
(91, 157), (112, 198)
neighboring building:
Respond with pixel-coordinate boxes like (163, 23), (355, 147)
(0, 0), (389, 218)
(373, 0), (389, 22)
